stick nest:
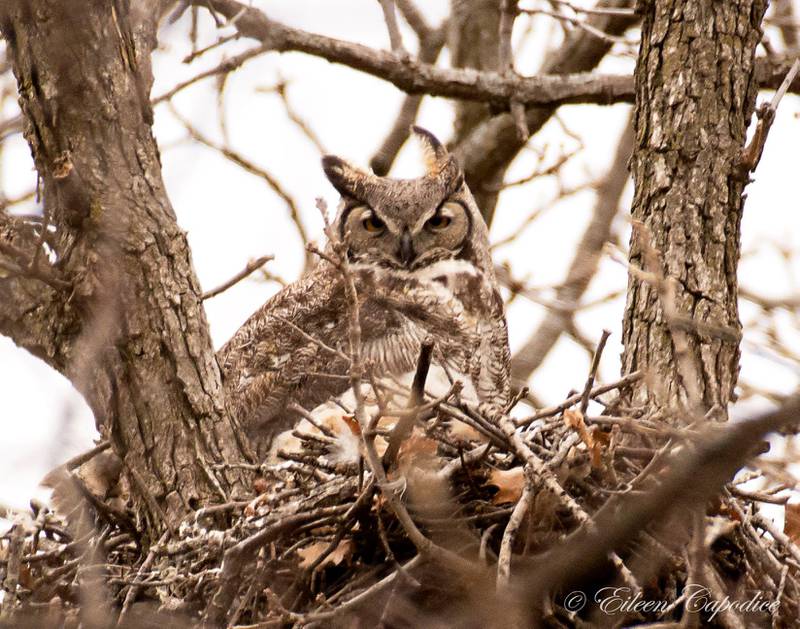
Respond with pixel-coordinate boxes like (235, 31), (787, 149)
(2, 370), (799, 628)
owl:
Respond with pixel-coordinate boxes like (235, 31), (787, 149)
(218, 127), (510, 450)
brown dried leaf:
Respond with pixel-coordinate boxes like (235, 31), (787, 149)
(785, 503), (800, 543)
(252, 477), (269, 495)
(244, 493), (270, 517)
(18, 563), (33, 590)
(486, 467), (525, 505)
(398, 428), (437, 457)
(564, 409), (604, 469)
(340, 414), (361, 436)
(397, 429), (439, 472)
(297, 539), (354, 569)
(563, 408), (584, 430)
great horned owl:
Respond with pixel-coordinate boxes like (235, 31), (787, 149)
(218, 127), (510, 447)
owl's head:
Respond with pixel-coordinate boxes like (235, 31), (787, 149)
(322, 127), (491, 273)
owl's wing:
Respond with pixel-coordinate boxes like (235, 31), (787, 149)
(217, 263), (349, 431)
(217, 265), (474, 438)
(477, 287), (511, 410)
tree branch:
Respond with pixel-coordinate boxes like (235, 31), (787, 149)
(193, 0), (634, 108)
(509, 112), (633, 387)
(1, 0), (252, 534)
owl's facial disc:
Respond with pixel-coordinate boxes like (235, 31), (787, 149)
(342, 206), (393, 263)
(340, 198), (471, 270)
(409, 200), (470, 266)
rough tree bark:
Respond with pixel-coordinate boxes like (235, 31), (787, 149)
(622, 0), (768, 418)
(0, 0), (251, 537)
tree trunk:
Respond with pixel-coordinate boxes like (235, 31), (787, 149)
(0, 0), (251, 537)
(622, 0), (768, 418)
(448, 0), (503, 221)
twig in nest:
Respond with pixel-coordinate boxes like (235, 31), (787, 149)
(204, 505), (350, 625)
(382, 340), (434, 467)
(0, 524), (24, 619)
(118, 529), (171, 624)
(494, 410), (641, 592)
(516, 370), (643, 427)
(579, 329), (611, 415)
(201, 255), (273, 300)
(497, 469), (534, 588)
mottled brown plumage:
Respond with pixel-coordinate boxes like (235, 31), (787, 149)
(218, 127), (510, 447)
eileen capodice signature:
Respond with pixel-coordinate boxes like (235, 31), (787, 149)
(564, 585), (780, 621)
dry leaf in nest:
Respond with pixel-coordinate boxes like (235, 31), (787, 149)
(296, 539), (354, 569)
(340, 414), (360, 436)
(244, 492), (271, 517)
(486, 467), (525, 505)
(785, 503), (800, 543)
(397, 428), (439, 470)
(563, 409), (604, 469)
(252, 477), (269, 495)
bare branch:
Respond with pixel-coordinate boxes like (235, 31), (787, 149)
(201, 255), (274, 300)
(545, 0), (637, 17)
(521, 7), (638, 46)
(193, 0), (634, 107)
(579, 329), (611, 415)
(737, 58), (800, 174)
(377, 0), (408, 56)
(169, 104), (311, 265)
(510, 113), (633, 386)
(152, 43), (270, 104)
(496, 471), (533, 588)
(369, 26), (446, 175)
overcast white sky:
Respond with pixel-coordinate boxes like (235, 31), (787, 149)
(1, 1), (799, 514)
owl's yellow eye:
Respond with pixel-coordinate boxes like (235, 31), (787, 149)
(426, 212), (451, 230)
(362, 213), (385, 234)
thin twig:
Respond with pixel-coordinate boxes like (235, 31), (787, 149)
(516, 371), (643, 427)
(521, 8), (637, 46)
(382, 340), (434, 468)
(169, 104), (311, 265)
(579, 329), (611, 415)
(497, 471), (533, 588)
(377, 0), (408, 56)
(737, 58), (800, 174)
(202, 255), (273, 300)
(153, 44), (271, 104)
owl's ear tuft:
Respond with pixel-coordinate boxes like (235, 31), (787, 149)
(321, 155), (369, 198)
(411, 126), (460, 180)
(411, 126), (451, 176)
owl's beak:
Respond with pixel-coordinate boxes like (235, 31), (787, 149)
(398, 228), (416, 267)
